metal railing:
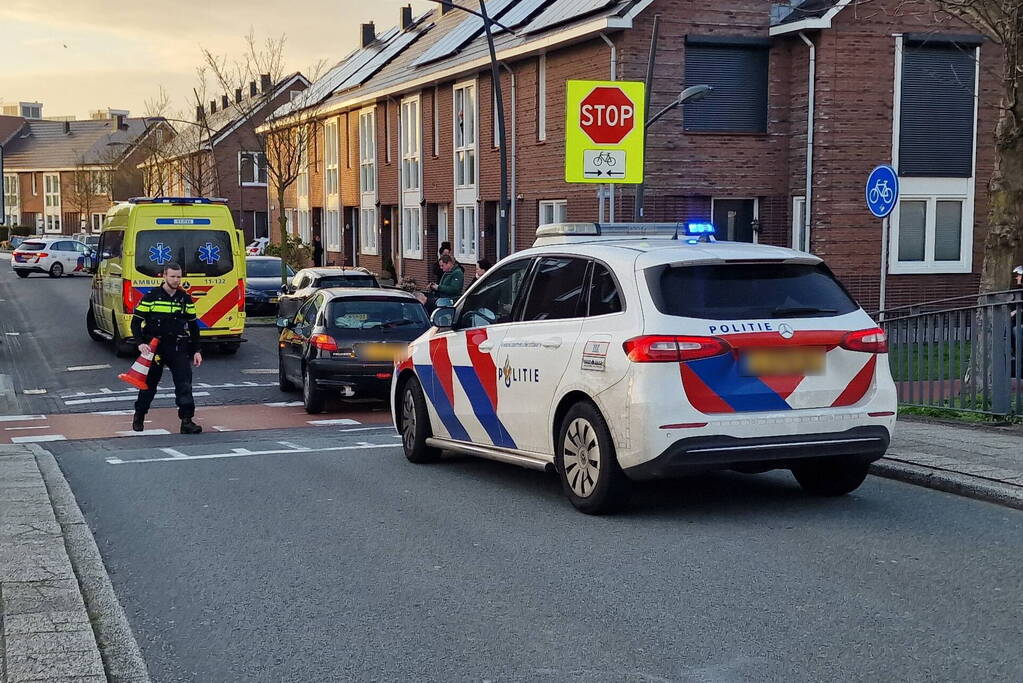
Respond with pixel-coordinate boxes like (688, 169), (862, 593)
(876, 290), (1023, 416)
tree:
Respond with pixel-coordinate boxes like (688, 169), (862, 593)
(65, 154), (104, 233)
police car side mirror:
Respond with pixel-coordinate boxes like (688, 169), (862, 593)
(430, 306), (456, 329)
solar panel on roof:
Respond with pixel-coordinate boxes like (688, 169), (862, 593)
(412, 0), (520, 67)
(346, 29), (427, 87)
(523, 0), (616, 34)
(494, 0), (550, 32)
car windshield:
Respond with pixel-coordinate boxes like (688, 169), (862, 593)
(247, 260), (292, 278)
(317, 275), (376, 288)
(18, 242), (46, 251)
(645, 262), (859, 319)
(135, 230), (234, 277)
(327, 299), (428, 329)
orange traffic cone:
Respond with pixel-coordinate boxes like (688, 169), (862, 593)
(118, 338), (160, 390)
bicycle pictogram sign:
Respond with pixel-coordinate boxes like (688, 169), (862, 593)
(865, 165), (899, 218)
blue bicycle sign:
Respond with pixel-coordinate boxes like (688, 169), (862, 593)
(865, 165), (899, 218)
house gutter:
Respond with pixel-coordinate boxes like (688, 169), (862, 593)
(798, 31), (815, 252)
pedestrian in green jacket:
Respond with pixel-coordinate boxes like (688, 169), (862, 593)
(431, 255), (464, 299)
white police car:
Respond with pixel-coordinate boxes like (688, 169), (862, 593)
(392, 223), (896, 514)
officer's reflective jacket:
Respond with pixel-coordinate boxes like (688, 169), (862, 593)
(130, 286), (200, 352)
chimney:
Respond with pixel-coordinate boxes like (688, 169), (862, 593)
(221, 94), (229, 109)
(210, 100), (217, 114)
(260, 74), (272, 93)
(63, 120), (71, 135)
(401, 5), (413, 29)
(441, 0), (453, 14)
(196, 105), (204, 121)
(249, 80), (258, 97)
(361, 22), (376, 47)
(235, 88), (243, 104)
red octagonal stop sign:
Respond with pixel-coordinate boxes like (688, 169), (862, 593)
(579, 86), (636, 144)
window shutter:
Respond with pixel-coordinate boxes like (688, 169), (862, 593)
(683, 40), (769, 133)
(899, 46), (976, 177)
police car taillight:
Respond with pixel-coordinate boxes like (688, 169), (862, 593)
(840, 328), (888, 354)
(623, 335), (731, 362)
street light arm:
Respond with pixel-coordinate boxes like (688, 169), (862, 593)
(425, 0), (517, 34)
(644, 84), (712, 127)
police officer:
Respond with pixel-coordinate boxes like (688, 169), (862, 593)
(130, 262), (203, 434)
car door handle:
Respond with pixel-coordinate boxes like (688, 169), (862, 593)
(478, 341), (495, 352)
(541, 337), (562, 349)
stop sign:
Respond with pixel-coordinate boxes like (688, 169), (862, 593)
(579, 86), (636, 144)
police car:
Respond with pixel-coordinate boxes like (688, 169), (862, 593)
(10, 237), (92, 278)
(391, 223), (896, 514)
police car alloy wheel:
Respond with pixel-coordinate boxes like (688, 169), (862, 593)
(399, 377), (440, 464)
(49, 262), (63, 278)
(556, 402), (629, 514)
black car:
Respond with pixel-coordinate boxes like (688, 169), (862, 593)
(277, 288), (429, 413)
(277, 267), (379, 319)
(245, 256), (295, 315)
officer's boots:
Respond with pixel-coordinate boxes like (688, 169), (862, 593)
(180, 418), (202, 434)
(132, 413), (145, 432)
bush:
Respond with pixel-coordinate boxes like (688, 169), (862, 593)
(0, 226), (7, 242)
(265, 232), (313, 271)
(11, 225), (32, 237)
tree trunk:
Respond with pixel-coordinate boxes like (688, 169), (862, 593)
(277, 184), (290, 289)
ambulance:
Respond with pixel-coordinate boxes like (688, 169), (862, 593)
(86, 197), (247, 356)
(392, 222), (897, 514)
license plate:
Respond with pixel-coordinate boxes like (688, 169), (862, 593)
(360, 343), (405, 361)
(741, 347), (826, 376)
(269, 297), (278, 304)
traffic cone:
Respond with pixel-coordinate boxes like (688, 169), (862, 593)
(118, 338), (159, 390)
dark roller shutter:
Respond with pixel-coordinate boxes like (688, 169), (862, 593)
(899, 45), (976, 177)
(683, 38), (769, 133)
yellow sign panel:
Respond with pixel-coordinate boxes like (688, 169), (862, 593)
(565, 80), (645, 184)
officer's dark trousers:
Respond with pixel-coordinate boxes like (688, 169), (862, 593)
(134, 344), (195, 419)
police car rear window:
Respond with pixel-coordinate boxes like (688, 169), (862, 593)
(19, 242), (46, 251)
(135, 230), (234, 277)
(645, 263), (858, 319)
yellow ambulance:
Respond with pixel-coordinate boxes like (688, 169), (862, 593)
(86, 197), (247, 356)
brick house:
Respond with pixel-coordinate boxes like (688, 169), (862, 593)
(143, 73), (310, 243)
(1, 114), (172, 235)
(266, 0), (998, 307)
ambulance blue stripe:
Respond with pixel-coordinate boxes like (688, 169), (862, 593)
(414, 364), (471, 442)
(686, 355), (792, 412)
(453, 366), (517, 449)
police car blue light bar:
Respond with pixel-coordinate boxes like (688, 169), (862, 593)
(684, 221), (716, 236)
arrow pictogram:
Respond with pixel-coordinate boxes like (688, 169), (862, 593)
(584, 170), (604, 177)
(606, 170), (624, 177)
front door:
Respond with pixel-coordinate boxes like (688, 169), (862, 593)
(712, 198), (757, 243)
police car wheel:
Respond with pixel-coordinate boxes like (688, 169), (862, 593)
(791, 459), (870, 497)
(302, 367), (325, 414)
(15, 270), (29, 278)
(399, 377), (440, 464)
(86, 306), (105, 342)
(220, 343), (240, 355)
(556, 402), (629, 515)
(49, 262), (63, 278)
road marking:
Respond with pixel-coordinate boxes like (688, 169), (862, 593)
(115, 429), (171, 437)
(242, 369), (277, 374)
(23, 389), (47, 395)
(12, 434), (67, 443)
(63, 382), (274, 399)
(64, 391), (211, 405)
(4, 332), (20, 336)
(92, 410), (136, 416)
(264, 401), (303, 407)
(277, 441), (304, 450)
(4, 426), (50, 431)
(106, 441), (397, 465)
(307, 418), (361, 426)
(67, 364), (111, 371)
(160, 447), (189, 458)
(230, 448), (253, 454)
(0, 414), (46, 422)
(212, 426), (233, 432)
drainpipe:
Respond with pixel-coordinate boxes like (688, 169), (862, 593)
(500, 62), (517, 254)
(798, 31), (816, 253)
(599, 32), (617, 222)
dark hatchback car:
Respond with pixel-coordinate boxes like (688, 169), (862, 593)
(277, 267), (379, 319)
(245, 256), (295, 315)
(277, 288), (429, 413)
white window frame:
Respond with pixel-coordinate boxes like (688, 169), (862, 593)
(360, 207), (378, 256)
(492, 89), (501, 149)
(400, 97), (421, 193)
(325, 208), (341, 252)
(791, 196), (809, 252)
(437, 205), (448, 246)
(297, 209), (312, 243)
(538, 199), (567, 225)
(385, 103), (392, 165)
(31, 173), (38, 196)
(296, 132), (309, 201)
(359, 108), (376, 195)
(3, 174), (18, 225)
(401, 206), (422, 259)
(888, 36), (978, 275)
(239, 151), (267, 187)
(453, 80), (478, 193)
(91, 212), (104, 233)
(454, 204), (478, 262)
(537, 54), (547, 142)
(43, 173), (61, 233)
(324, 121), (339, 197)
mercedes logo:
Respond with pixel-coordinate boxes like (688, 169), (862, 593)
(778, 323), (794, 339)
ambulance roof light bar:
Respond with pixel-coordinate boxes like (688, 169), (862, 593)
(534, 222), (717, 242)
(128, 197), (229, 205)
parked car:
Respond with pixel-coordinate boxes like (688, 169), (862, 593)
(11, 238), (92, 278)
(9, 234), (45, 250)
(246, 237), (270, 255)
(277, 267), (379, 319)
(83, 234), (101, 251)
(278, 288), (430, 413)
(245, 256), (295, 315)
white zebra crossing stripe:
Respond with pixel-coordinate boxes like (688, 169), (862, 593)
(11, 434), (67, 443)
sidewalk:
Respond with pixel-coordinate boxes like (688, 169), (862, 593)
(875, 418), (1023, 510)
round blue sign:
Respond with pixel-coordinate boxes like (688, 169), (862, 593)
(866, 165), (899, 218)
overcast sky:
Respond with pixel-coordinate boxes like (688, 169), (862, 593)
(1, 0), (430, 120)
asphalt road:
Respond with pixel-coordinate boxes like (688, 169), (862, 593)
(51, 427), (1023, 683)
(0, 260), (282, 415)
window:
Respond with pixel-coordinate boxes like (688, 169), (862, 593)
(327, 298), (429, 330)
(896, 196), (966, 265)
(297, 209), (311, 243)
(324, 122), (339, 195)
(99, 230), (123, 257)
(360, 207), (378, 255)
(522, 257), (589, 321)
(588, 263), (622, 316)
(297, 133), (309, 198)
(384, 103), (391, 164)
(239, 152), (267, 186)
(91, 213), (104, 233)
(285, 209), (296, 237)
(400, 98), (421, 192)
(325, 209), (341, 251)
(44, 173), (60, 209)
(432, 86), (440, 157)
(437, 205), (448, 245)
(454, 205), (477, 261)
(456, 257), (533, 329)
(134, 229), (234, 278)
(454, 82), (477, 187)
(359, 109), (376, 194)
(32, 174), (38, 196)
(492, 89), (501, 148)
(3, 174), (18, 225)
(683, 37), (769, 133)
(537, 54), (547, 141)
(255, 211), (268, 239)
(402, 206), (422, 258)
(791, 196), (809, 252)
(539, 200), (567, 225)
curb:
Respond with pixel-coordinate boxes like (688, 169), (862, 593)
(871, 458), (1023, 512)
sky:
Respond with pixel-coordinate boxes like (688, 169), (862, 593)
(0, 0), (430, 121)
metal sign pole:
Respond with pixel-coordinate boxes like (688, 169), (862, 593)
(879, 215), (889, 314)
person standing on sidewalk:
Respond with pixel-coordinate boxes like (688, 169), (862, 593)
(130, 263), (203, 434)
(312, 234), (324, 267)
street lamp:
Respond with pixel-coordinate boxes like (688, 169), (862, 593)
(633, 84), (713, 220)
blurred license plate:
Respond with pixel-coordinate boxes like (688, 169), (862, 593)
(269, 297), (278, 304)
(742, 348), (825, 376)
(360, 343), (405, 361)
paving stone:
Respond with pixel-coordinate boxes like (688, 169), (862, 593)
(0, 487), (51, 503)
(3, 611), (91, 635)
(5, 629), (99, 656)
(2, 579), (87, 615)
(0, 542), (74, 582)
(0, 521), (63, 541)
(5, 649), (105, 681)
(0, 501), (57, 521)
